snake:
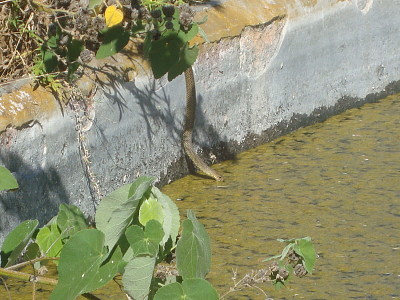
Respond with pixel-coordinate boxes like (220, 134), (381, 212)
(183, 66), (224, 181)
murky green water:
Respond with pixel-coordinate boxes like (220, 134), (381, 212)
(1, 95), (399, 299)
(163, 94), (400, 299)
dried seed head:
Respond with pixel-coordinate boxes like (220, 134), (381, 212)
(151, 29), (161, 40)
(162, 5), (175, 18)
(92, 17), (105, 31)
(79, 49), (94, 63)
(287, 250), (301, 265)
(131, 8), (139, 20)
(165, 20), (174, 30)
(278, 268), (289, 280)
(269, 262), (279, 274)
(294, 263), (307, 277)
(139, 6), (150, 20)
(59, 34), (70, 45)
(150, 9), (162, 19)
(179, 5), (194, 29)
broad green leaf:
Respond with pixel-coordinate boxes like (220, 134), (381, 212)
(176, 210), (211, 279)
(198, 26), (209, 43)
(36, 223), (63, 258)
(84, 245), (123, 293)
(294, 238), (316, 274)
(96, 26), (130, 59)
(139, 194), (164, 226)
(167, 44), (199, 81)
(273, 280), (285, 290)
(149, 34), (183, 79)
(95, 176), (155, 250)
(1, 220), (39, 267)
(89, 0), (104, 9)
(128, 176), (156, 199)
(123, 256), (156, 300)
(143, 32), (152, 58)
(0, 166), (18, 191)
(57, 204), (88, 240)
(50, 229), (118, 300)
(279, 243), (294, 261)
(46, 34), (59, 49)
(151, 187), (180, 246)
(23, 242), (40, 261)
(67, 39), (84, 62)
(125, 220), (164, 257)
(154, 278), (219, 300)
(43, 48), (58, 73)
(184, 23), (199, 42)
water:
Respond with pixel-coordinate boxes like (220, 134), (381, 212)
(162, 94), (400, 299)
(1, 95), (399, 299)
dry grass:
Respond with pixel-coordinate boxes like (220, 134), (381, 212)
(0, 0), (52, 84)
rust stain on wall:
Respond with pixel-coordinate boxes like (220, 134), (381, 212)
(0, 85), (58, 132)
(194, 0), (287, 43)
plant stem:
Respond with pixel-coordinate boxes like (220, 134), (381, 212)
(6, 257), (59, 271)
(0, 267), (58, 286)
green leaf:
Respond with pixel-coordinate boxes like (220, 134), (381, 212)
(151, 187), (180, 246)
(50, 229), (119, 300)
(125, 220), (164, 257)
(149, 34), (183, 79)
(36, 223), (63, 258)
(96, 26), (130, 59)
(95, 176), (156, 251)
(143, 32), (152, 58)
(23, 242), (40, 261)
(294, 238), (316, 274)
(46, 35), (59, 49)
(167, 44), (198, 81)
(57, 204), (88, 240)
(154, 278), (219, 300)
(85, 245), (123, 293)
(198, 26), (209, 43)
(123, 256), (156, 300)
(67, 39), (84, 62)
(0, 166), (18, 191)
(176, 210), (211, 279)
(42, 48), (58, 73)
(89, 0), (103, 9)
(139, 194), (164, 226)
(184, 23), (199, 42)
(1, 220), (39, 267)
(273, 280), (285, 290)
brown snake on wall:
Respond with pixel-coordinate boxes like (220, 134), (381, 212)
(183, 66), (224, 181)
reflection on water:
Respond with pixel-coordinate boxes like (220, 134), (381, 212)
(162, 94), (400, 299)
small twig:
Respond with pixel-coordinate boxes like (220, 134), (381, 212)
(0, 0), (16, 4)
(6, 257), (60, 271)
(32, 280), (36, 300)
(0, 267), (58, 286)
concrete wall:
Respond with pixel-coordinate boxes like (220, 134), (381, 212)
(1, 0), (399, 243)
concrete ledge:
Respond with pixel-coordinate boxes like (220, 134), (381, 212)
(1, 0), (400, 242)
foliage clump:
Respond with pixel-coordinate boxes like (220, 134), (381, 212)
(0, 0), (202, 90)
(0, 169), (317, 299)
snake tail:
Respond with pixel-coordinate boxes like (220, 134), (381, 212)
(183, 67), (224, 181)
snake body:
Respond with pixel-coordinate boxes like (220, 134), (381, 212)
(183, 67), (224, 181)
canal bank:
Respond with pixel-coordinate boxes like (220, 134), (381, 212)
(1, 0), (400, 242)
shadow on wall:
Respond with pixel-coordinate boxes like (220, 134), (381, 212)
(0, 152), (70, 228)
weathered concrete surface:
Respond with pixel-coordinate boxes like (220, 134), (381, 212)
(1, 0), (400, 243)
